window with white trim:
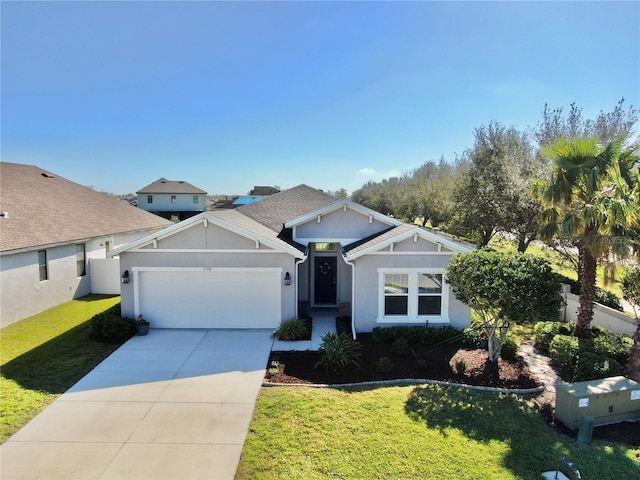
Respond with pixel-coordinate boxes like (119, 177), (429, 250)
(379, 269), (448, 323)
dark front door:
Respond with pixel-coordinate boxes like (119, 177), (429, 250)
(314, 257), (337, 305)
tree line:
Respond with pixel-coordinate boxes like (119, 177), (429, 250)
(351, 99), (638, 254)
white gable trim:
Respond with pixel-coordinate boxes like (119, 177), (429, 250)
(345, 226), (473, 261)
(108, 211), (303, 258)
(284, 199), (402, 229)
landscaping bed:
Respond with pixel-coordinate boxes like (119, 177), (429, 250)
(267, 333), (540, 389)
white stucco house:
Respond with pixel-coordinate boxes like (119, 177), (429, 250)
(111, 185), (473, 335)
(136, 177), (207, 220)
(0, 162), (173, 327)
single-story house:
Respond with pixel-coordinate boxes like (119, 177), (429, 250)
(0, 162), (173, 327)
(110, 185), (474, 334)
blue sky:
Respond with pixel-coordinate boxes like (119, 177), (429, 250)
(2, 1), (639, 196)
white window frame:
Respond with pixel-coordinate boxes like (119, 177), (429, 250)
(377, 268), (449, 324)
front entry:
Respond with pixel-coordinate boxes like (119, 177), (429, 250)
(314, 256), (337, 305)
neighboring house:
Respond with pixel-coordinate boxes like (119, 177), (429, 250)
(232, 185), (281, 207)
(111, 185), (473, 335)
(0, 162), (173, 327)
(136, 177), (207, 220)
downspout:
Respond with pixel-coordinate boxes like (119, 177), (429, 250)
(342, 252), (357, 340)
(294, 247), (309, 317)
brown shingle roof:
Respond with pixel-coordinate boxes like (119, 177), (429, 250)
(0, 163), (173, 253)
(137, 177), (207, 194)
(238, 184), (337, 232)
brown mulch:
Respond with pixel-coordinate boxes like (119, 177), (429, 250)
(265, 333), (640, 447)
(266, 333), (540, 389)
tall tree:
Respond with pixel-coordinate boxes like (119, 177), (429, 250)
(449, 121), (540, 249)
(535, 138), (639, 337)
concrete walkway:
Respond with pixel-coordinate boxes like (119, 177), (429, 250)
(271, 310), (338, 351)
(1, 329), (273, 480)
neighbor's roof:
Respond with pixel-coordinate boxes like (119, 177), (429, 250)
(137, 177), (207, 194)
(238, 184), (337, 232)
(0, 162), (173, 253)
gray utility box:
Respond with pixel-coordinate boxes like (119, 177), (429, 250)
(555, 376), (640, 429)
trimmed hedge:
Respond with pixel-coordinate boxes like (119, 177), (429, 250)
(89, 305), (137, 343)
(371, 325), (461, 345)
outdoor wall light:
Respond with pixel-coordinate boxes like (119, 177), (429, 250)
(284, 272), (291, 286)
(121, 270), (130, 284)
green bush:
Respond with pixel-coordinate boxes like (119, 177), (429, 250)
(575, 352), (623, 381)
(500, 338), (519, 361)
(462, 327), (482, 349)
(315, 332), (362, 375)
(375, 356), (394, 374)
(372, 326), (461, 345)
(454, 359), (467, 376)
(275, 318), (308, 341)
(592, 333), (633, 366)
(549, 335), (580, 379)
(90, 305), (136, 343)
(533, 321), (574, 352)
(391, 337), (410, 357)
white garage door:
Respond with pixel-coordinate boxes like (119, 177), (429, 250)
(136, 268), (281, 328)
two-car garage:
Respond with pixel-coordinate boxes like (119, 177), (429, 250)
(134, 268), (282, 329)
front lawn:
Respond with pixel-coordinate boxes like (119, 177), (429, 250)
(237, 385), (639, 480)
(1, 295), (122, 442)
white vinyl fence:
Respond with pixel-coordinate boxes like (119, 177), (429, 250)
(90, 258), (121, 295)
(561, 284), (637, 337)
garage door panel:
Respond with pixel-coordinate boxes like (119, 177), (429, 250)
(137, 270), (280, 328)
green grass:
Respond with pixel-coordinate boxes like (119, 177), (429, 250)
(489, 238), (628, 299)
(237, 385), (639, 480)
(1, 295), (122, 442)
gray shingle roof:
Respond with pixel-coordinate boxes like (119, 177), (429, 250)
(238, 184), (337, 232)
(0, 163), (173, 253)
(137, 177), (207, 194)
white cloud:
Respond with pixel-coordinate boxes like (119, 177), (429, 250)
(357, 168), (377, 176)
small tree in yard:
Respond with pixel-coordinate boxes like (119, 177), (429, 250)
(446, 249), (563, 377)
(622, 266), (640, 381)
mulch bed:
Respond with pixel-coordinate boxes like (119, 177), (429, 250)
(265, 333), (640, 447)
(267, 333), (540, 389)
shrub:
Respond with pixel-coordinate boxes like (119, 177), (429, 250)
(549, 335), (580, 379)
(462, 327), (482, 349)
(575, 352), (623, 381)
(375, 356), (394, 374)
(372, 325), (462, 345)
(500, 337), (519, 361)
(391, 337), (410, 357)
(275, 318), (308, 341)
(315, 332), (362, 375)
(533, 321), (574, 352)
(592, 333), (633, 366)
(90, 305), (137, 343)
(454, 359), (467, 376)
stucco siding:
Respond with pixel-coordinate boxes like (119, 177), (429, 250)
(352, 253), (471, 333)
(0, 245), (90, 327)
(140, 222), (273, 251)
(138, 193), (206, 212)
(295, 209), (389, 242)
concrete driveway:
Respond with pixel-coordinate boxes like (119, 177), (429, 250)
(1, 329), (274, 480)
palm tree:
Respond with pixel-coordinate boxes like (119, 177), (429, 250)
(536, 137), (639, 338)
